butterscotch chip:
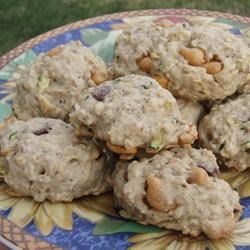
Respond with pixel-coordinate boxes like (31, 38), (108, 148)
(136, 56), (153, 73)
(146, 176), (177, 212)
(47, 47), (62, 57)
(152, 73), (169, 89)
(91, 70), (108, 85)
(179, 47), (205, 66)
(187, 167), (208, 185)
(201, 61), (223, 74)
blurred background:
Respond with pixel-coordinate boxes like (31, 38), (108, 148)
(0, 0), (249, 56)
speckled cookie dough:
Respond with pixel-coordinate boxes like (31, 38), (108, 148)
(112, 148), (242, 239)
(70, 74), (197, 159)
(0, 118), (110, 202)
(243, 27), (250, 47)
(177, 99), (204, 126)
(236, 28), (250, 94)
(112, 22), (250, 101)
(239, 78), (250, 94)
(13, 41), (109, 121)
(240, 84), (250, 94)
(199, 94), (250, 171)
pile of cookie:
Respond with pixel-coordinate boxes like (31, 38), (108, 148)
(0, 22), (249, 240)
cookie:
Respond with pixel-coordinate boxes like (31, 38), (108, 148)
(0, 118), (110, 202)
(199, 94), (250, 171)
(238, 78), (250, 94)
(112, 148), (241, 239)
(240, 84), (250, 94)
(177, 98), (204, 125)
(243, 27), (250, 47)
(70, 74), (197, 159)
(112, 22), (250, 101)
(13, 41), (109, 121)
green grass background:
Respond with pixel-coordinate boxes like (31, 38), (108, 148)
(0, 0), (249, 56)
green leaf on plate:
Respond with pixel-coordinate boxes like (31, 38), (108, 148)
(0, 49), (37, 81)
(93, 217), (163, 235)
(80, 28), (122, 63)
(80, 28), (110, 46)
(0, 102), (12, 122)
(214, 18), (249, 30)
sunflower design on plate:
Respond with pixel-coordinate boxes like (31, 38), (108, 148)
(219, 168), (250, 199)
(83, 206), (250, 250)
(0, 10), (250, 250)
(0, 181), (117, 236)
(1, 175), (250, 250)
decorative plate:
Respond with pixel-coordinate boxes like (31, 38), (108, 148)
(0, 9), (250, 250)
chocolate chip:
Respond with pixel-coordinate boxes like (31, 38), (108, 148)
(33, 128), (49, 136)
(91, 86), (111, 101)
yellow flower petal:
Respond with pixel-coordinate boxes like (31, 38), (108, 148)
(231, 236), (250, 246)
(166, 240), (187, 250)
(218, 170), (240, 181)
(7, 197), (39, 227)
(0, 197), (17, 210)
(219, 169), (250, 193)
(166, 240), (205, 250)
(34, 205), (54, 236)
(231, 218), (250, 245)
(186, 241), (206, 250)
(130, 235), (174, 250)
(229, 171), (250, 188)
(73, 203), (104, 223)
(80, 192), (118, 217)
(207, 238), (235, 250)
(187, 16), (215, 25)
(4, 186), (23, 197)
(129, 231), (170, 243)
(0, 192), (13, 201)
(0, 93), (16, 103)
(234, 218), (250, 234)
(2, 80), (17, 88)
(43, 201), (73, 230)
(238, 180), (250, 198)
(207, 23), (233, 30)
(129, 239), (157, 249)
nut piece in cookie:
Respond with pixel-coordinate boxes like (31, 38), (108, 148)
(199, 94), (250, 171)
(13, 41), (109, 121)
(70, 74), (197, 159)
(0, 118), (111, 202)
(112, 147), (241, 239)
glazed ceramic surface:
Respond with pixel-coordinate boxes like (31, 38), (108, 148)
(0, 9), (250, 250)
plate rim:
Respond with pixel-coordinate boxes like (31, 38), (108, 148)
(0, 8), (249, 69)
(0, 8), (250, 250)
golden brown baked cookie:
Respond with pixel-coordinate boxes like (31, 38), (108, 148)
(113, 22), (250, 101)
(70, 74), (197, 159)
(0, 118), (110, 202)
(199, 94), (250, 171)
(13, 41), (108, 121)
(112, 148), (241, 239)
